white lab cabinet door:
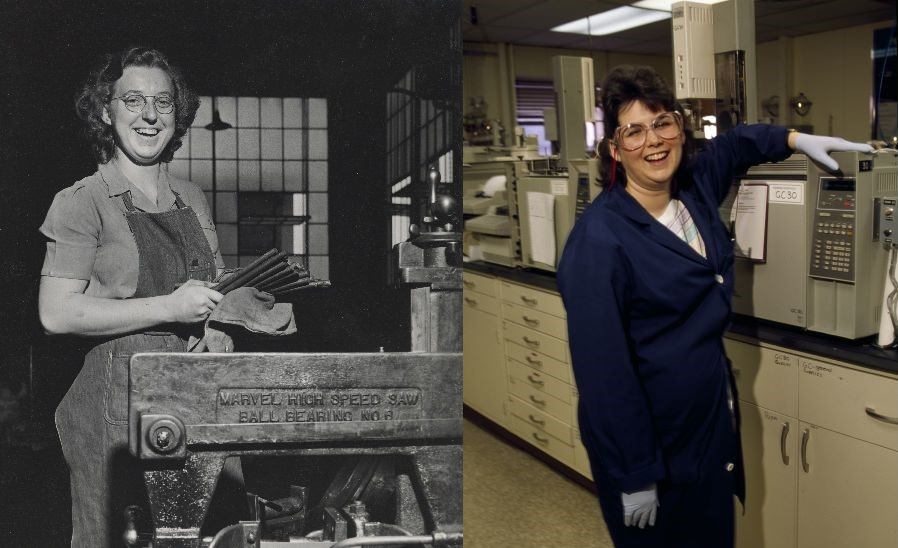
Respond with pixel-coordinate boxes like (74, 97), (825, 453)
(796, 423), (898, 548)
(736, 400), (799, 548)
(462, 291), (506, 425)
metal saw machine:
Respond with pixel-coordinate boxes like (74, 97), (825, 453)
(124, 167), (462, 548)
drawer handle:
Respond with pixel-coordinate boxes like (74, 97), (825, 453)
(464, 297), (478, 306)
(529, 395), (546, 406)
(522, 336), (540, 346)
(528, 414), (546, 426)
(520, 296), (538, 305)
(463, 280), (475, 287)
(525, 355), (543, 367)
(800, 429), (810, 473)
(526, 374), (544, 386)
(532, 432), (550, 444)
(522, 315), (540, 326)
(780, 422), (790, 466)
(865, 406), (898, 425)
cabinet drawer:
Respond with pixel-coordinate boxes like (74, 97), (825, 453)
(508, 374), (574, 425)
(505, 341), (572, 383)
(503, 321), (569, 363)
(502, 302), (568, 340)
(725, 338), (799, 418)
(463, 291), (499, 316)
(500, 281), (566, 318)
(509, 414), (575, 467)
(507, 359), (573, 403)
(462, 271), (497, 297)
(508, 395), (574, 444)
(798, 360), (898, 451)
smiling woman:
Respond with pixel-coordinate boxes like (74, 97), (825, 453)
(37, 46), (245, 547)
(556, 65), (873, 548)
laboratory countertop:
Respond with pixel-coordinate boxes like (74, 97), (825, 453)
(464, 260), (898, 376)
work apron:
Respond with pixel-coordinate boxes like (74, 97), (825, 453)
(56, 190), (231, 547)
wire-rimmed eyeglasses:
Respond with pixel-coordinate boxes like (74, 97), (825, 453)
(111, 94), (175, 114)
(613, 111), (682, 151)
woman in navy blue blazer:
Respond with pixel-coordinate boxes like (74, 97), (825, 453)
(557, 66), (871, 547)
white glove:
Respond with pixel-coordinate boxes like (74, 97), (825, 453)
(792, 133), (874, 172)
(621, 484), (659, 528)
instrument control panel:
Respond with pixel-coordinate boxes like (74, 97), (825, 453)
(810, 178), (856, 283)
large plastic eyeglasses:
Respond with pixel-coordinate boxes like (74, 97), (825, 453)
(112, 94), (175, 114)
(614, 111), (682, 151)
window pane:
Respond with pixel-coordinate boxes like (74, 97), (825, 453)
(284, 161), (305, 192)
(261, 161), (284, 191)
(238, 160), (261, 191)
(309, 223), (328, 255)
(238, 97), (260, 127)
(308, 129), (327, 160)
(284, 130), (304, 160)
(261, 129), (282, 160)
(261, 98), (282, 128)
(284, 98), (303, 128)
(217, 160), (238, 191)
(191, 130), (212, 159)
(238, 128), (260, 159)
(215, 129), (237, 159)
(309, 192), (328, 223)
(309, 98), (327, 128)
(309, 161), (328, 192)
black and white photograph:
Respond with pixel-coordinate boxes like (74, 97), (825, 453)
(1, 1), (462, 546)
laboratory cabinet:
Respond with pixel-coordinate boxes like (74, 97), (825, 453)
(727, 338), (898, 548)
(462, 274), (592, 479)
(464, 264), (897, 548)
(462, 271), (506, 425)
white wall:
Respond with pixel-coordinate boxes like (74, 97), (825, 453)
(756, 21), (890, 141)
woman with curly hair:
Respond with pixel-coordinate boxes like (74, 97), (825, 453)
(557, 65), (871, 547)
(38, 46), (233, 546)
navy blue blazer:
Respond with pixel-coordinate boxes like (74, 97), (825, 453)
(557, 124), (792, 495)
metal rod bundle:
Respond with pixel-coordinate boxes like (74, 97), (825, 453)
(213, 248), (330, 298)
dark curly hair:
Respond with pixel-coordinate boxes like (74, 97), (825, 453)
(75, 46), (200, 164)
(598, 65), (696, 193)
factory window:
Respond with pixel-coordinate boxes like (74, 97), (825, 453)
(169, 96), (329, 280)
(387, 68), (455, 248)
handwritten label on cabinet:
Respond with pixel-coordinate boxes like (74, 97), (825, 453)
(800, 359), (833, 378)
(774, 353), (793, 367)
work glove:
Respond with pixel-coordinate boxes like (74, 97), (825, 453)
(621, 484), (659, 528)
(792, 133), (874, 173)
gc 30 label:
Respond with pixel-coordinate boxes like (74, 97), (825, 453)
(767, 182), (804, 205)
